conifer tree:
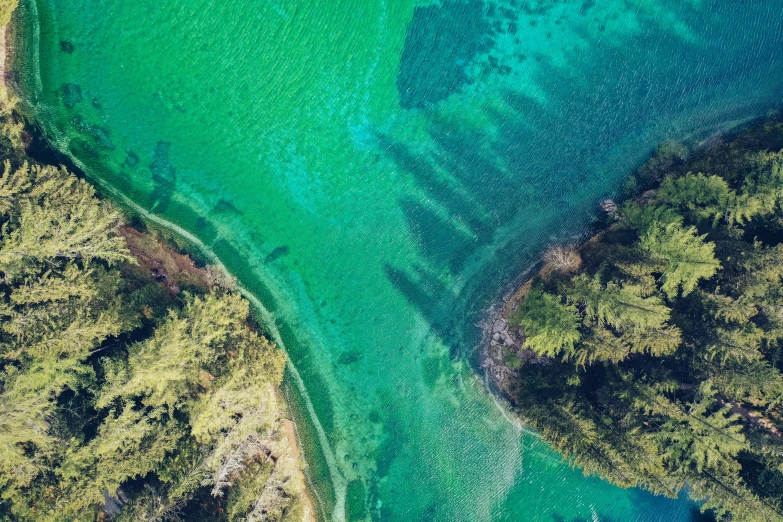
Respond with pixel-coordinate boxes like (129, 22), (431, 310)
(641, 221), (720, 299)
(568, 274), (671, 332)
(0, 165), (132, 267)
(516, 286), (581, 358)
(658, 173), (735, 225)
(0, 155), (299, 521)
(657, 397), (746, 475)
(502, 118), (783, 521)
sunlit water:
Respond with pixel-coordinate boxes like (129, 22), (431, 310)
(14, 0), (783, 520)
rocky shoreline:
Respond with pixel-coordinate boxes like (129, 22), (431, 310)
(477, 149), (686, 395)
(478, 114), (782, 400)
(476, 250), (579, 394)
(480, 191), (663, 396)
(478, 280), (529, 391)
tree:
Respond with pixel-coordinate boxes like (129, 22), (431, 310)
(571, 323), (629, 365)
(515, 286), (581, 358)
(98, 292), (261, 412)
(658, 173), (735, 225)
(567, 274), (671, 332)
(0, 165), (132, 268)
(699, 290), (759, 324)
(498, 118), (783, 522)
(701, 359), (783, 407)
(641, 221), (720, 299)
(0, 151), (299, 520)
(705, 325), (764, 364)
(56, 405), (183, 517)
(0, 160), (31, 214)
(657, 397), (746, 475)
(0, 367), (58, 494)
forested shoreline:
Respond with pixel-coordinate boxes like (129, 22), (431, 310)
(494, 115), (783, 521)
(0, 90), (308, 520)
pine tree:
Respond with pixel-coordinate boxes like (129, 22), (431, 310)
(700, 359), (783, 408)
(97, 292), (258, 411)
(55, 405), (183, 519)
(657, 397), (746, 475)
(571, 323), (629, 365)
(705, 325), (765, 364)
(567, 274), (671, 332)
(0, 165), (132, 268)
(515, 286), (581, 358)
(0, 153), (298, 520)
(0, 161), (31, 214)
(658, 173), (735, 225)
(641, 221), (720, 299)
(699, 290), (759, 324)
(500, 117), (783, 522)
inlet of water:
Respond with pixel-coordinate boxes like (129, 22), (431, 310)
(14, 0), (783, 520)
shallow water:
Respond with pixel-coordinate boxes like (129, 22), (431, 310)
(15, 0), (783, 520)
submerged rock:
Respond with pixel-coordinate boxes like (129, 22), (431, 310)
(61, 83), (82, 108)
(125, 150), (140, 168)
(59, 40), (75, 54)
(600, 198), (618, 215)
(70, 115), (115, 150)
(149, 141), (175, 182)
(264, 245), (290, 264)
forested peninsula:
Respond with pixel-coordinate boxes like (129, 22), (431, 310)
(489, 115), (783, 521)
(0, 87), (310, 520)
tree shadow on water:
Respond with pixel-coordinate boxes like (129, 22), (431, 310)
(148, 140), (176, 213)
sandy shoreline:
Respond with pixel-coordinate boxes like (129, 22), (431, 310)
(283, 419), (318, 522)
(1, 24), (7, 101)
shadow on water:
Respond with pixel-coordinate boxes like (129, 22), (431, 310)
(380, 2), (783, 518)
(399, 196), (477, 273)
(384, 0), (783, 371)
(18, 0), (783, 519)
(397, 0), (491, 109)
(148, 140), (176, 213)
(384, 262), (461, 351)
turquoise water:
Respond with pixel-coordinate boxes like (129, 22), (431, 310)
(14, 0), (783, 520)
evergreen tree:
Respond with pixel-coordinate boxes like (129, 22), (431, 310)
(641, 221), (720, 299)
(501, 117), (783, 521)
(0, 155), (301, 521)
(568, 274), (671, 332)
(515, 286), (581, 358)
(657, 397), (747, 475)
(658, 173), (735, 225)
(0, 164), (132, 268)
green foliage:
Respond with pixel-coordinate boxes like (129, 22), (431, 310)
(568, 274), (671, 331)
(516, 286), (581, 358)
(99, 292), (260, 411)
(622, 199), (682, 234)
(0, 158), (297, 521)
(658, 173), (735, 224)
(503, 117), (783, 521)
(0, 163), (133, 268)
(0, 0), (18, 28)
(641, 221), (720, 299)
(656, 397), (747, 475)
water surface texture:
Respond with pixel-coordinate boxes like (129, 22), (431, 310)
(16, 0), (783, 520)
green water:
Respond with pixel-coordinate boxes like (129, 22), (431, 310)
(14, 0), (783, 520)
